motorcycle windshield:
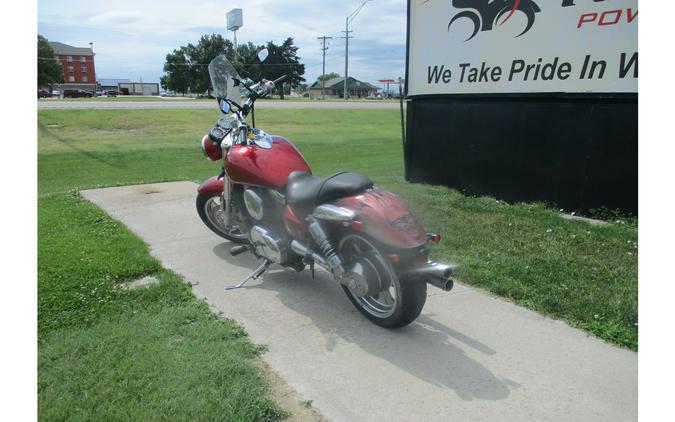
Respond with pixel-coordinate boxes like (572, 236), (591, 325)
(208, 55), (242, 106)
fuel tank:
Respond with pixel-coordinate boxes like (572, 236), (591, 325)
(225, 136), (311, 190)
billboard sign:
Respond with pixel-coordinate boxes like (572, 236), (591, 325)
(227, 8), (243, 31)
(407, 0), (638, 96)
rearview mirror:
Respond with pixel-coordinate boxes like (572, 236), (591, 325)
(219, 98), (231, 114)
(257, 48), (269, 63)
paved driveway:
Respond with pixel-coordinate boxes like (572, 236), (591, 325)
(82, 181), (637, 422)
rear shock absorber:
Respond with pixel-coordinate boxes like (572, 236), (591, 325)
(306, 215), (345, 278)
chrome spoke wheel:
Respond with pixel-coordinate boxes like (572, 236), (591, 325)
(203, 196), (248, 241)
(340, 234), (398, 319)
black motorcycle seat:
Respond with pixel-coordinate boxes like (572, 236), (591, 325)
(286, 171), (373, 213)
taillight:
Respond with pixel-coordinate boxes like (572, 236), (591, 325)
(200, 134), (222, 161)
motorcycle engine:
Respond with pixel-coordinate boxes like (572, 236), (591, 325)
(244, 189), (264, 220)
(249, 226), (289, 264)
(242, 187), (293, 265)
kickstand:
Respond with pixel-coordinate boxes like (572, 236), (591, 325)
(225, 259), (271, 290)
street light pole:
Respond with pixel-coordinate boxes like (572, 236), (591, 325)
(342, 0), (371, 101)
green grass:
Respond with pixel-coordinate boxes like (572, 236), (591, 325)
(38, 191), (287, 420)
(38, 109), (296, 419)
(40, 96), (397, 103)
(38, 108), (638, 351)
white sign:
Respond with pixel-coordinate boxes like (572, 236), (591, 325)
(227, 8), (243, 31)
(407, 0), (638, 96)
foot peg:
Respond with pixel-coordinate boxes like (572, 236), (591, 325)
(230, 245), (249, 256)
(225, 259), (271, 290)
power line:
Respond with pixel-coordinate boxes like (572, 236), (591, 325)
(342, 1), (371, 100)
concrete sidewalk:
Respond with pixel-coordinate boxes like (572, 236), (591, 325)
(82, 182), (637, 422)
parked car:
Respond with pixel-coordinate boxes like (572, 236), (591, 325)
(63, 89), (94, 98)
(96, 90), (118, 97)
(38, 89), (52, 98)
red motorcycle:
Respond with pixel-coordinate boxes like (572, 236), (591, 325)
(196, 52), (453, 328)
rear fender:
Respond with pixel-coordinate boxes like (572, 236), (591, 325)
(333, 188), (427, 250)
(197, 176), (224, 197)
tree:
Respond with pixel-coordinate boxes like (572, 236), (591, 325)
(161, 34), (234, 97)
(161, 35), (305, 99)
(259, 38), (306, 99)
(231, 38), (306, 99)
(161, 47), (191, 95)
(38, 35), (63, 88)
(317, 72), (340, 82)
(232, 42), (262, 81)
(189, 34), (235, 95)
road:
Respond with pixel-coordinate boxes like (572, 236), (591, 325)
(38, 100), (401, 110)
(82, 182), (637, 422)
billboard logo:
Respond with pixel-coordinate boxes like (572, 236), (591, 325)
(448, 0), (541, 41)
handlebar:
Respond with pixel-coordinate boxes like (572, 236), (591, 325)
(272, 74), (288, 85)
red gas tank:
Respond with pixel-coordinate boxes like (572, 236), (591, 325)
(225, 135), (311, 190)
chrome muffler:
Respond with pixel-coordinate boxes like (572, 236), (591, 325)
(405, 261), (454, 291)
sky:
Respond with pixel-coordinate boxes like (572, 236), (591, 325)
(37, 0), (408, 88)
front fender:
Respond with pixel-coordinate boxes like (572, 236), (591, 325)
(333, 188), (427, 250)
(197, 176), (224, 197)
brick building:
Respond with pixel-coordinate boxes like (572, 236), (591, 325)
(48, 41), (96, 92)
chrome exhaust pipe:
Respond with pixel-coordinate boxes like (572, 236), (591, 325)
(427, 275), (454, 292)
(405, 261), (454, 291)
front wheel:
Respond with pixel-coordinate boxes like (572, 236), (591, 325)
(339, 234), (427, 328)
(196, 193), (248, 243)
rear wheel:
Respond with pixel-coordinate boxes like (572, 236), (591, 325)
(196, 193), (248, 243)
(339, 234), (427, 328)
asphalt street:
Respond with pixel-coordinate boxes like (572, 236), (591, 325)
(38, 100), (401, 110)
(82, 182), (637, 422)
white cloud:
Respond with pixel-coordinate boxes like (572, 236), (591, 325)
(88, 10), (144, 25)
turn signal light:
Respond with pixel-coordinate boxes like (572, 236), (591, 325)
(201, 134), (222, 161)
(427, 233), (441, 243)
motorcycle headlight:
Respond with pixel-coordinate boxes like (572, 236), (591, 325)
(200, 134), (222, 161)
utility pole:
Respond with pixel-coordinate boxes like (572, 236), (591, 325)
(342, 1), (371, 101)
(317, 35), (332, 100)
(341, 20), (352, 101)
